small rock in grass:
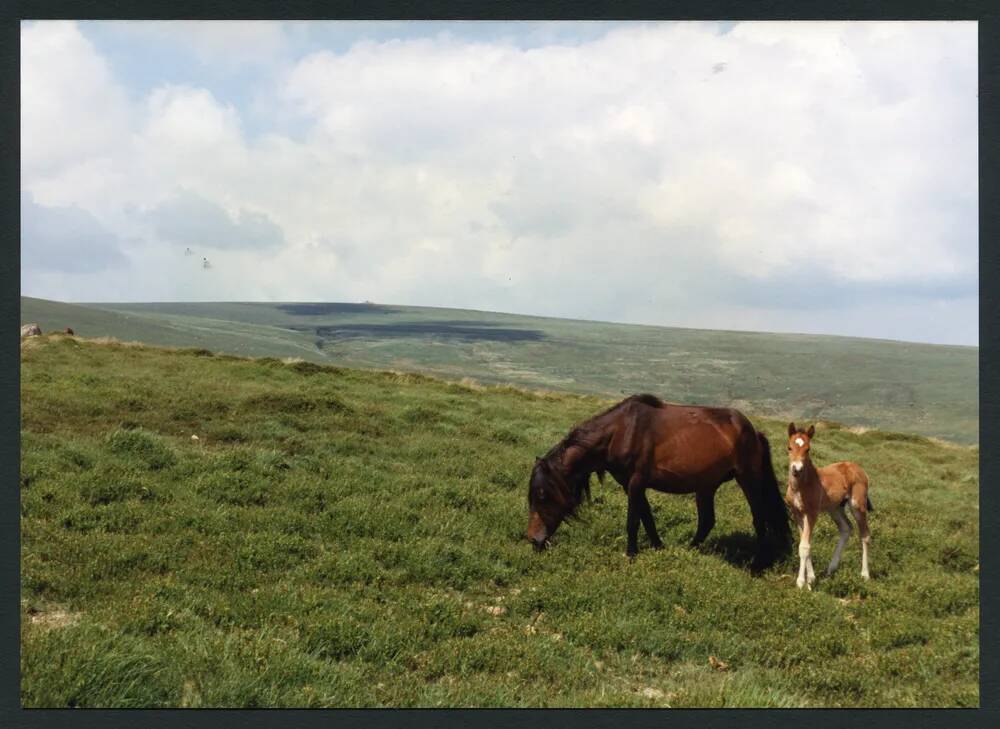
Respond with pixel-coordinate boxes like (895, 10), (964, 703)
(708, 655), (729, 671)
(641, 687), (665, 700)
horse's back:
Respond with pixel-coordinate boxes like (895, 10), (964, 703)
(821, 462), (870, 505)
(635, 403), (758, 486)
(654, 402), (755, 435)
(828, 461), (868, 486)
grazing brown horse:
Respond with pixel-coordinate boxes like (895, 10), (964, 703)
(785, 423), (872, 589)
(526, 395), (792, 568)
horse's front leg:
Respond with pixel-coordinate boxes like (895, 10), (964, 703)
(691, 487), (716, 546)
(625, 479), (645, 558)
(638, 490), (663, 550)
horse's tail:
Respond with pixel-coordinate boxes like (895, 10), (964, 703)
(756, 431), (793, 559)
(866, 496), (874, 512)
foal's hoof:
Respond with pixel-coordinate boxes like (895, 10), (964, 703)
(651, 541), (664, 551)
(626, 550), (638, 561)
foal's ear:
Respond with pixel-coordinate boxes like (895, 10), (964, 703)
(788, 422), (797, 437)
(806, 425), (815, 438)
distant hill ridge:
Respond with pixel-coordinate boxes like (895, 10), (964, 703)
(20, 296), (978, 444)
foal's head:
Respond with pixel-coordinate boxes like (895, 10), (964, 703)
(787, 422), (816, 476)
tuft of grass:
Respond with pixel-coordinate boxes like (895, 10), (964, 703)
(20, 336), (979, 707)
(105, 428), (177, 471)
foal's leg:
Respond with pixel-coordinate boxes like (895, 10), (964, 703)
(826, 504), (852, 576)
(849, 501), (871, 580)
(796, 513), (813, 590)
(691, 488), (716, 546)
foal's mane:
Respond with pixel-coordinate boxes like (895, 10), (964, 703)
(538, 394), (664, 513)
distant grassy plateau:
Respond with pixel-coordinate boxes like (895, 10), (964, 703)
(22, 297), (978, 443)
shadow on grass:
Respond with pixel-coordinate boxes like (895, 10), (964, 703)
(278, 303), (401, 316)
(309, 322), (548, 344)
(701, 531), (759, 569)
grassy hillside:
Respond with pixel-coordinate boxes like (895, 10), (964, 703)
(20, 296), (321, 361)
(21, 297), (979, 444)
(20, 335), (978, 707)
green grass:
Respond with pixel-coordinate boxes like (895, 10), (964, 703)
(20, 335), (979, 707)
(22, 296), (979, 444)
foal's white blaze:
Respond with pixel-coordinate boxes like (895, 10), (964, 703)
(794, 437), (805, 446)
(790, 460), (804, 472)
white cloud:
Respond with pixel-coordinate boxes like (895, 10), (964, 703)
(20, 20), (978, 343)
(21, 192), (129, 273)
(95, 20), (291, 69)
(21, 21), (132, 179)
(147, 189), (284, 251)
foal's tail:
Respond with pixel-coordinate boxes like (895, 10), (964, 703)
(756, 431), (793, 559)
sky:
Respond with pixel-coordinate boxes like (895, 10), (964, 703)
(20, 20), (978, 345)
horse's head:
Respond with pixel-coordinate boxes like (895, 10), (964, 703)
(526, 451), (593, 550)
(787, 422), (815, 476)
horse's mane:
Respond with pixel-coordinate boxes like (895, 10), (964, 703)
(538, 394), (664, 514)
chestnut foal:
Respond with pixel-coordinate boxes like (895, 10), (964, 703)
(785, 423), (872, 589)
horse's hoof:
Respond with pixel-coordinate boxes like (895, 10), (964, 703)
(626, 551), (638, 560)
(651, 542), (664, 551)
(796, 578), (806, 589)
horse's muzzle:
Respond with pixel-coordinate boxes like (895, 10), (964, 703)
(530, 537), (549, 552)
(526, 512), (549, 550)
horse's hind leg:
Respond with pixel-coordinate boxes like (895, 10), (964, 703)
(736, 476), (770, 570)
(849, 500), (872, 580)
(691, 487), (717, 546)
(826, 504), (852, 576)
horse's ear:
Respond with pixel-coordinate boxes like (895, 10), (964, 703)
(806, 425), (815, 438)
(788, 422), (796, 436)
